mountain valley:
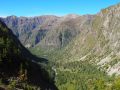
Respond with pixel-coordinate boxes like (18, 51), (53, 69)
(0, 3), (120, 90)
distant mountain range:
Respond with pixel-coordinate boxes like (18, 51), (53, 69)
(0, 15), (59, 47)
(0, 14), (94, 49)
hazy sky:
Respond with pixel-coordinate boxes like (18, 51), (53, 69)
(0, 0), (120, 17)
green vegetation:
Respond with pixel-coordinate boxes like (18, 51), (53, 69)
(55, 61), (111, 90)
(30, 46), (120, 90)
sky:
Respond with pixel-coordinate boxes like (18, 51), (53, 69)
(0, 0), (120, 17)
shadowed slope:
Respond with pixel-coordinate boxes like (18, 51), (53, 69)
(0, 20), (58, 90)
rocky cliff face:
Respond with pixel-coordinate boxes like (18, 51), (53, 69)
(0, 15), (59, 47)
(37, 15), (94, 49)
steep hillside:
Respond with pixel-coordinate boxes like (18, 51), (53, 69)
(0, 20), (57, 90)
(34, 3), (120, 75)
(60, 3), (120, 75)
(30, 3), (120, 90)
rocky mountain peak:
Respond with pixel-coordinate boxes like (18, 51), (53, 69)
(62, 14), (80, 20)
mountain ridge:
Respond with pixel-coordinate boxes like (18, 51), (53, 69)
(0, 14), (94, 49)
